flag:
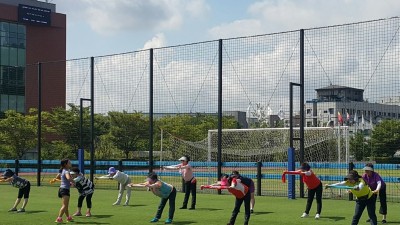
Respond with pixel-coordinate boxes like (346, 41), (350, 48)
(337, 112), (343, 125)
(346, 112), (350, 121)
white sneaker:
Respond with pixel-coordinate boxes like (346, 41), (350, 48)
(112, 202), (120, 206)
(301, 213), (309, 218)
(315, 214), (320, 219)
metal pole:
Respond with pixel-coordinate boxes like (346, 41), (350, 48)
(149, 48), (154, 173)
(299, 29), (305, 198)
(37, 62), (42, 186)
(90, 57), (94, 182)
(217, 39), (223, 182)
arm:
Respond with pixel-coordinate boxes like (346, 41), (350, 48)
(0, 177), (13, 182)
(163, 165), (180, 170)
(96, 175), (113, 180)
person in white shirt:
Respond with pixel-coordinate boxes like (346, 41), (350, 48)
(97, 167), (131, 206)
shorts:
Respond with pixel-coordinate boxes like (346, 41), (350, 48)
(58, 188), (70, 198)
(17, 182), (31, 199)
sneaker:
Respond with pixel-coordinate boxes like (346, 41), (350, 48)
(66, 216), (73, 222)
(17, 208), (25, 213)
(382, 220), (387, 224)
(112, 202), (120, 206)
(73, 212), (82, 216)
(55, 217), (63, 223)
(315, 214), (320, 219)
(188, 207), (195, 210)
(85, 212), (91, 217)
(123, 203), (129, 206)
(366, 219), (371, 222)
(301, 213), (309, 218)
(250, 209), (254, 214)
(179, 206), (187, 209)
(8, 208), (17, 212)
(150, 217), (159, 223)
(165, 218), (173, 224)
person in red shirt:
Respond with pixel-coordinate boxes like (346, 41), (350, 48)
(283, 162), (322, 219)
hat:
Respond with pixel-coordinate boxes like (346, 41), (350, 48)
(300, 164), (311, 171)
(108, 167), (116, 174)
(2, 169), (14, 178)
(178, 156), (188, 161)
(362, 166), (374, 171)
(70, 171), (76, 175)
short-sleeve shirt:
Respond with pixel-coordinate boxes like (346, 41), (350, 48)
(60, 169), (71, 189)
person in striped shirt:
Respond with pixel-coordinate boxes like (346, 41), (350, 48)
(70, 167), (95, 217)
(0, 169), (31, 213)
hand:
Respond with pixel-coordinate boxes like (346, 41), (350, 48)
(373, 190), (379, 194)
(324, 184), (329, 189)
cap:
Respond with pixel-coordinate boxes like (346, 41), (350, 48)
(178, 156), (188, 161)
(300, 164), (311, 171)
(362, 166), (374, 171)
(70, 171), (76, 175)
(108, 167), (116, 174)
(2, 169), (14, 178)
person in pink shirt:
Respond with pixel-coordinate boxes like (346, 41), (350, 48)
(164, 155), (196, 210)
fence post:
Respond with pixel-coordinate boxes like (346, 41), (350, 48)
(348, 162), (354, 201)
(15, 159), (19, 176)
(256, 161), (262, 196)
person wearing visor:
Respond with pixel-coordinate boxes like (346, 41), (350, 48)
(97, 167), (131, 206)
(326, 170), (377, 225)
(164, 155), (196, 210)
(362, 163), (387, 224)
(128, 172), (176, 224)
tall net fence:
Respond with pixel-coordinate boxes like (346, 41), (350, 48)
(2, 17), (400, 200)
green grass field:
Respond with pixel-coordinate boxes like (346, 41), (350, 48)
(1, 185), (399, 225)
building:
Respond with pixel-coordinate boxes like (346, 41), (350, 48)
(305, 85), (400, 129)
(0, 0), (66, 115)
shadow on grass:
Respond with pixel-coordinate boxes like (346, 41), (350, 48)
(323, 216), (346, 221)
(194, 208), (223, 211)
(90, 214), (113, 219)
(384, 221), (400, 224)
(173, 221), (196, 225)
(252, 211), (273, 215)
(74, 222), (110, 225)
(24, 210), (47, 214)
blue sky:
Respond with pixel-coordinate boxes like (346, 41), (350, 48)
(49, 0), (400, 60)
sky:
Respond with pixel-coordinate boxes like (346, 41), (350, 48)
(48, 0), (400, 60)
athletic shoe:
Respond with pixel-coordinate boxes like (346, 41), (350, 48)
(366, 219), (370, 222)
(17, 208), (25, 213)
(250, 209), (254, 214)
(165, 218), (173, 224)
(315, 214), (320, 219)
(112, 202), (120, 206)
(8, 208), (17, 212)
(150, 218), (159, 222)
(123, 202), (129, 206)
(179, 206), (187, 209)
(86, 212), (91, 217)
(382, 220), (387, 224)
(66, 216), (73, 222)
(301, 213), (309, 218)
(73, 212), (82, 216)
(55, 217), (63, 223)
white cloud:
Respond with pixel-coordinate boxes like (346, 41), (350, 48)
(208, 19), (264, 39)
(185, 0), (211, 18)
(142, 33), (167, 50)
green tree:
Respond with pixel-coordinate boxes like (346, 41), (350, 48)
(109, 111), (148, 159)
(370, 119), (400, 157)
(48, 104), (110, 158)
(349, 131), (369, 161)
(0, 109), (52, 159)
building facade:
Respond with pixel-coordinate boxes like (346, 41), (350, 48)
(0, 0), (66, 115)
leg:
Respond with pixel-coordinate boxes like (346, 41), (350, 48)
(125, 185), (132, 205)
(115, 182), (125, 204)
(250, 192), (255, 211)
(21, 199), (29, 209)
(86, 193), (93, 213)
(305, 186), (317, 214)
(379, 188), (387, 221)
(181, 181), (190, 208)
(155, 197), (168, 219)
(243, 194), (251, 225)
(76, 195), (85, 214)
(366, 198), (377, 225)
(315, 183), (323, 215)
(168, 188), (177, 220)
(12, 198), (22, 209)
(58, 195), (70, 218)
(190, 181), (196, 209)
(351, 200), (366, 225)
(229, 198), (244, 225)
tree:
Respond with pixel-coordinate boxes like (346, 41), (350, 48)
(370, 119), (400, 157)
(0, 109), (52, 159)
(109, 111), (148, 159)
(349, 131), (369, 161)
(47, 104), (109, 158)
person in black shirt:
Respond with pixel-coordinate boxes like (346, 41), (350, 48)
(0, 169), (31, 213)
